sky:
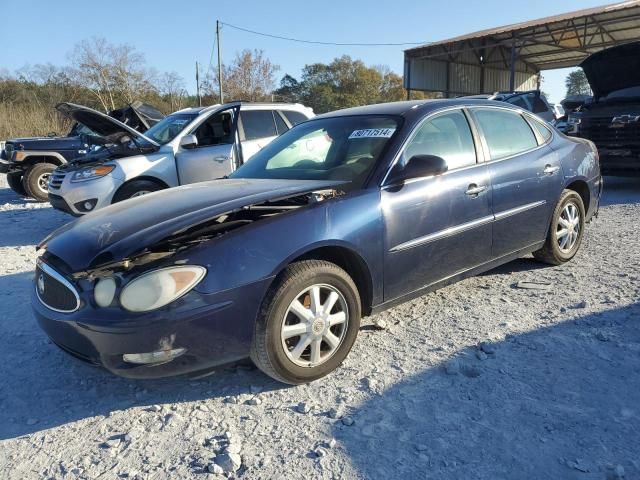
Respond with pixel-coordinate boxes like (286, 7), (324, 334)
(1, 0), (614, 105)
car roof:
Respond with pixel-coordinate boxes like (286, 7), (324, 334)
(173, 102), (312, 116)
(314, 98), (526, 119)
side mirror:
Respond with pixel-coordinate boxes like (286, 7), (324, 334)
(180, 134), (198, 149)
(388, 155), (448, 184)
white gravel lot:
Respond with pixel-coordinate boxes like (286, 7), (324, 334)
(0, 175), (638, 480)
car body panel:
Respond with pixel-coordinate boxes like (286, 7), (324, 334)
(33, 99), (602, 379)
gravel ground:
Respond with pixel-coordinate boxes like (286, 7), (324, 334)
(0, 175), (638, 480)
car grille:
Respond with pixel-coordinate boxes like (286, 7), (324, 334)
(582, 116), (640, 145)
(3, 143), (13, 159)
(35, 263), (80, 313)
(49, 171), (66, 190)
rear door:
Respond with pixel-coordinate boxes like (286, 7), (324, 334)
(175, 105), (240, 184)
(470, 107), (563, 257)
(239, 110), (279, 160)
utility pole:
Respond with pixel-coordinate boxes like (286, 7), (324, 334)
(196, 61), (202, 107)
(216, 20), (224, 103)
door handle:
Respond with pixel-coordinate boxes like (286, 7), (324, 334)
(465, 184), (487, 196)
(213, 156), (229, 163)
(543, 164), (560, 175)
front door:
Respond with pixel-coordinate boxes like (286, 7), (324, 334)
(382, 109), (493, 301)
(470, 107), (564, 257)
(176, 105), (240, 184)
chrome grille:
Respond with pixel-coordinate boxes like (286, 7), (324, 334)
(582, 116), (640, 145)
(49, 171), (66, 190)
(35, 263), (80, 313)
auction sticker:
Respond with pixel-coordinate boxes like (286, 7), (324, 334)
(349, 128), (396, 139)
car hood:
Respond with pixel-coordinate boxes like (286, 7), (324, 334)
(5, 136), (82, 151)
(580, 42), (640, 99)
(56, 103), (160, 146)
(40, 178), (346, 272)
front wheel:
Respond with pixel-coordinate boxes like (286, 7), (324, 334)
(23, 163), (56, 202)
(6, 172), (27, 196)
(251, 260), (361, 384)
(112, 180), (164, 203)
(533, 189), (585, 265)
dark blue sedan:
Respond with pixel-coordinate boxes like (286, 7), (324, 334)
(32, 99), (602, 384)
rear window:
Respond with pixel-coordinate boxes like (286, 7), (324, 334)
(474, 108), (538, 160)
(528, 117), (553, 143)
(282, 110), (309, 126)
(241, 110), (277, 140)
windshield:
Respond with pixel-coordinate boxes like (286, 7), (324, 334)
(68, 122), (97, 137)
(142, 113), (198, 144)
(231, 115), (399, 190)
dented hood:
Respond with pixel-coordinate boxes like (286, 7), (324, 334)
(580, 42), (640, 99)
(41, 179), (344, 271)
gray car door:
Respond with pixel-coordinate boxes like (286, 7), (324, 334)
(175, 105), (240, 184)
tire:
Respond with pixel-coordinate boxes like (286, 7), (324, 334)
(6, 172), (27, 196)
(112, 180), (164, 203)
(250, 260), (361, 384)
(533, 189), (586, 265)
(23, 163), (56, 202)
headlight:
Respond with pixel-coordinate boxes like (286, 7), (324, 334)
(94, 277), (117, 307)
(71, 165), (115, 182)
(120, 266), (206, 312)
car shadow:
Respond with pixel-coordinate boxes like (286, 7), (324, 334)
(332, 303), (640, 479)
(480, 256), (548, 276)
(0, 187), (70, 248)
(600, 175), (640, 207)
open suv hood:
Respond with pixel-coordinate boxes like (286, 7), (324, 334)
(580, 42), (640, 99)
(56, 103), (160, 146)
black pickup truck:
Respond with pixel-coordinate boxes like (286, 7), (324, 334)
(567, 42), (640, 175)
(1, 101), (164, 201)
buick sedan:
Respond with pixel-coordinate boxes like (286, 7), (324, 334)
(32, 99), (602, 384)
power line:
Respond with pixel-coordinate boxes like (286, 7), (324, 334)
(220, 21), (429, 47)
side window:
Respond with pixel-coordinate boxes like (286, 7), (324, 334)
(282, 110), (308, 126)
(274, 111), (289, 134)
(474, 108), (538, 160)
(240, 110), (277, 141)
(402, 110), (477, 170)
(528, 116), (553, 143)
(193, 111), (233, 147)
(506, 94), (531, 111)
(532, 96), (549, 114)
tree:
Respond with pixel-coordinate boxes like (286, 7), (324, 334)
(68, 37), (156, 112)
(159, 71), (187, 111)
(565, 69), (591, 96)
(204, 49), (280, 102)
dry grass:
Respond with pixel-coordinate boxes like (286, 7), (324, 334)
(0, 103), (72, 140)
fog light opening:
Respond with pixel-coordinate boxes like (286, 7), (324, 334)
(123, 348), (186, 365)
(84, 201), (94, 211)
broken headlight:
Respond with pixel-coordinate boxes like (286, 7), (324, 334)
(119, 266), (206, 312)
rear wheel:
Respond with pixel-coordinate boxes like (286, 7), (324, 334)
(250, 260), (361, 384)
(6, 172), (27, 196)
(533, 189), (585, 265)
(112, 180), (164, 203)
(23, 163), (55, 202)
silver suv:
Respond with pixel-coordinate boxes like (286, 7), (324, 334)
(48, 101), (314, 215)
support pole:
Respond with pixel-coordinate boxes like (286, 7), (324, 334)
(217, 20), (224, 104)
(509, 36), (517, 92)
(405, 58), (412, 100)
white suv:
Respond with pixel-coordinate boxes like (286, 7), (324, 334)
(48, 101), (313, 215)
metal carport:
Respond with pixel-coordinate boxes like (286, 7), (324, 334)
(404, 1), (640, 97)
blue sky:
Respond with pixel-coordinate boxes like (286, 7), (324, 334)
(1, 0), (611, 104)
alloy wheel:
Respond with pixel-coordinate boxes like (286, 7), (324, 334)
(556, 201), (581, 252)
(280, 284), (349, 367)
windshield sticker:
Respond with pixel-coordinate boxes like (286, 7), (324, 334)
(349, 128), (396, 139)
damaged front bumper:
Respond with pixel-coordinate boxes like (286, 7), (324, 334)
(32, 276), (272, 379)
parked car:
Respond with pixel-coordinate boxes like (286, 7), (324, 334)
(0, 101), (164, 201)
(489, 91), (555, 122)
(567, 41), (640, 175)
(32, 99), (601, 384)
(47, 101), (314, 215)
